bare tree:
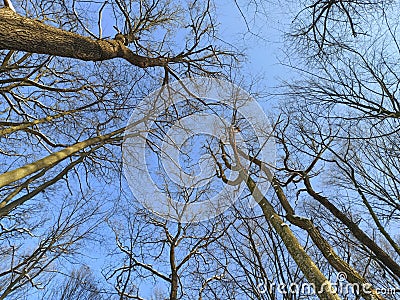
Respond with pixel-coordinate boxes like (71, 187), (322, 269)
(1, 0), (400, 299)
(0, 0), (237, 298)
(41, 266), (104, 300)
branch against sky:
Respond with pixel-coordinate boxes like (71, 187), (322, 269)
(1, 0), (400, 299)
(0, 9), (195, 68)
(0, 0), (239, 298)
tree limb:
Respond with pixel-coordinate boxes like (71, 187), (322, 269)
(0, 9), (172, 68)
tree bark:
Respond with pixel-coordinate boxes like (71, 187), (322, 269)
(0, 127), (125, 189)
(0, 8), (170, 68)
(302, 175), (400, 278)
(244, 175), (341, 300)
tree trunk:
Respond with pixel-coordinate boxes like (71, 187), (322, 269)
(0, 8), (169, 68)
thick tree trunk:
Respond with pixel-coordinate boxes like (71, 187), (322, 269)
(0, 8), (169, 68)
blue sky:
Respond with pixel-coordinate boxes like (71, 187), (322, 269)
(6, 1), (300, 298)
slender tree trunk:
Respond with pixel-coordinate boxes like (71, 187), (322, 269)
(0, 127), (125, 188)
(170, 244), (178, 300)
(245, 174), (341, 300)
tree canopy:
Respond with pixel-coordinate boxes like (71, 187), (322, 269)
(0, 0), (399, 299)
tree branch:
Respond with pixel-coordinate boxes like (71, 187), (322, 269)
(0, 9), (171, 68)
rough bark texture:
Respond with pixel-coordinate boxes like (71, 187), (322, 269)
(0, 8), (169, 67)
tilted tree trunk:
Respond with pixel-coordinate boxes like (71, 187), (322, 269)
(0, 127), (125, 189)
(244, 175), (341, 300)
(0, 8), (173, 68)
